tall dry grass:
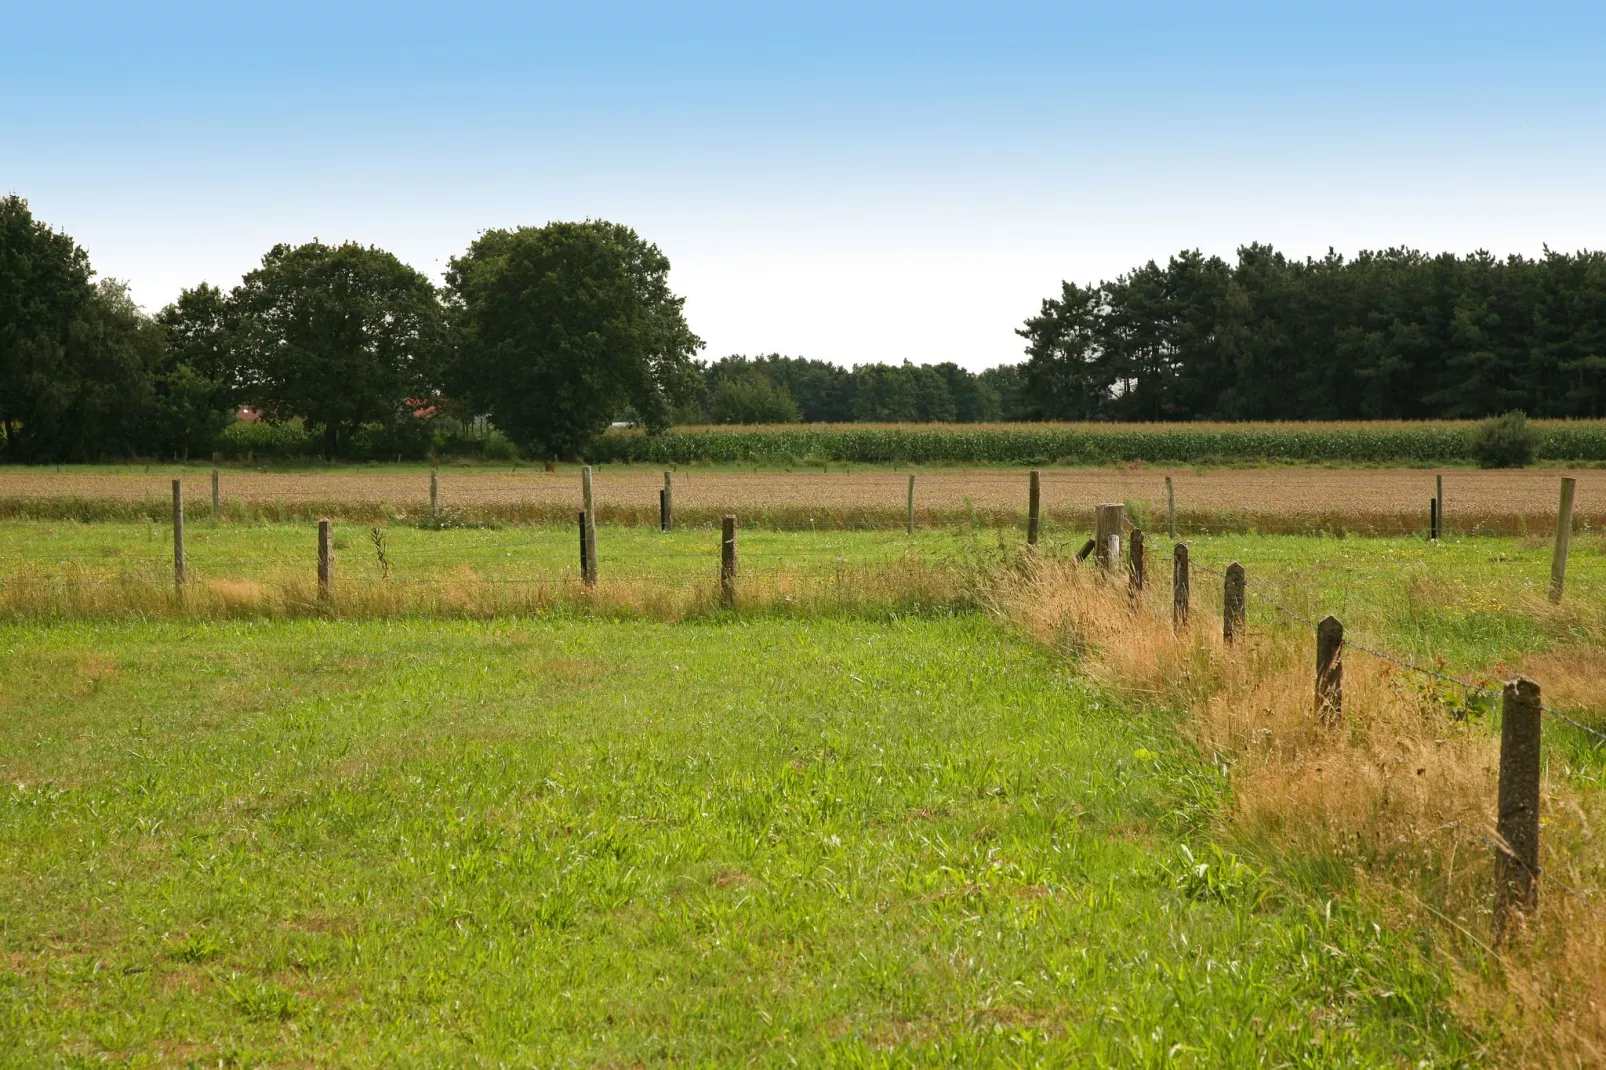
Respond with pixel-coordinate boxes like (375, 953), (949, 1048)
(0, 556), (977, 623)
(993, 556), (1606, 1065)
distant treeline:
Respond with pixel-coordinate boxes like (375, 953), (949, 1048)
(690, 355), (1025, 425)
(1020, 245), (1606, 422)
(6, 188), (1605, 465)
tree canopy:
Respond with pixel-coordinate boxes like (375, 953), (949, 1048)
(447, 221), (704, 457)
(233, 241), (445, 457)
(1020, 245), (1606, 421)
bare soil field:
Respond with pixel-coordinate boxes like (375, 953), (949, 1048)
(0, 466), (1598, 532)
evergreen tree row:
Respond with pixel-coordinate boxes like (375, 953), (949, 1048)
(1019, 245), (1606, 421)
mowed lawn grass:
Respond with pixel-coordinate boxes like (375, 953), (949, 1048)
(0, 615), (1473, 1065)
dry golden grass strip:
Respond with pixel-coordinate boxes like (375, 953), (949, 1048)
(2, 466), (1602, 533)
(994, 556), (1606, 1065)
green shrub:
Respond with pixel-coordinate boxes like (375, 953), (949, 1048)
(708, 378), (802, 424)
(1471, 411), (1541, 468)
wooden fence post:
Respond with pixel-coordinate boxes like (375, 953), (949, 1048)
(1550, 476), (1576, 603)
(659, 488), (668, 532)
(1493, 677), (1542, 944)
(663, 471), (673, 531)
(1437, 473), (1445, 536)
(720, 514), (738, 606)
(1173, 543), (1189, 628)
(172, 479), (186, 589)
(582, 465), (597, 584)
(1094, 504), (1123, 570)
(1129, 529), (1145, 595)
(1430, 496), (1439, 541)
(1027, 470), (1041, 546)
(1316, 615), (1343, 725)
(211, 468), (221, 521)
(1223, 562), (1245, 644)
(907, 473), (916, 536)
(1166, 475), (1176, 539)
(577, 510), (595, 586)
(318, 518), (333, 603)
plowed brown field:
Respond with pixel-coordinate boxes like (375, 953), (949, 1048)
(2, 467), (1598, 533)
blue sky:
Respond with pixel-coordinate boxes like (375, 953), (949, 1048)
(5, 1), (1605, 369)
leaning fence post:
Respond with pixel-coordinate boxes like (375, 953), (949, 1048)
(1316, 616), (1343, 725)
(1027, 470), (1041, 546)
(1094, 504), (1123, 570)
(1165, 475), (1176, 539)
(318, 518), (333, 603)
(211, 468), (221, 521)
(907, 473), (916, 536)
(1128, 529), (1145, 596)
(663, 471), (673, 531)
(430, 468), (439, 519)
(582, 465), (597, 584)
(1550, 476), (1576, 603)
(1493, 677), (1542, 944)
(720, 514), (738, 606)
(1173, 543), (1189, 628)
(1223, 562), (1245, 644)
(172, 479), (186, 589)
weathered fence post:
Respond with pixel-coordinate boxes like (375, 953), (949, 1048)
(430, 468), (439, 519)
(663, 471), (673, 531)
(172, 479), (186, 589)
(720, 514), (738, 606)
(1027, 470), (1041, 546)
(907, 473), (916, 536)
(577, 511), (595, 586)
(1165, 475), (1176, 539)
(318, 518), (333, 603)
(1223, 562), (1245, 644)
(1173, 543), (1189, 628)
(659, 488), (668, 532)
(1430, 496), (1439, 541)
(1493, 677), (1542, 944)
(1076, 538), (1096, 563)
(1436, 473), (1445, 536)
(1128, 528), (1145, 596)
(1094, 504), (1122, 570)
(211, 468), (221, 521)
(582, 465), (597, 584)
(1550, 476), (1576, 603)
(1316, 615), (1343, 725)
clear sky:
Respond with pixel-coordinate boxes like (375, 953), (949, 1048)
(5, 1), (1605, 370)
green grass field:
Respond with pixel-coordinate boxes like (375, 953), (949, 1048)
(3, 519), (1604, 1063)
(1, 615), (1475, 1065)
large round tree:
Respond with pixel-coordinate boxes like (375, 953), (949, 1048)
(234, 241), (445, 458)
(446, 221), (703, 458)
